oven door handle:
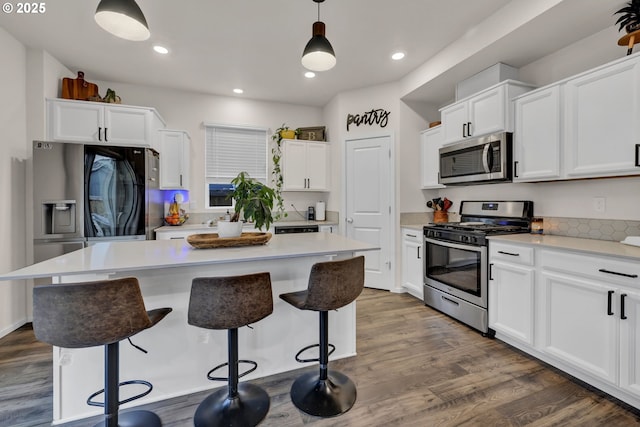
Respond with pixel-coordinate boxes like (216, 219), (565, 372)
(425, 237), (484, 253)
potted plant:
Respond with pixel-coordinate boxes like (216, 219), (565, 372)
(271, 124), (298, 220)
(217, 171), (276, 238)
(615, 0), (640, 33)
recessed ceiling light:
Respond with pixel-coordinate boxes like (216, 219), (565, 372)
(391, 52), (405, 61)
(304, 71), (316, 79)
(233, 88), (244, 94)
(153, 45), (169, 54)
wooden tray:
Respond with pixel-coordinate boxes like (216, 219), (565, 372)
(186, 232), (272, 249)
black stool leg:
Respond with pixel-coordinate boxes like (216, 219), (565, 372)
(290, 311), (357, 417)
(93, 342), (162, 427)
(194, 328), (270, 427)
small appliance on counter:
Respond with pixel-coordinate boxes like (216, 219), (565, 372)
(315, 201), (326, 221)
(307, 206), (315, 221)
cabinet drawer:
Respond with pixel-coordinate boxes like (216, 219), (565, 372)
(402, 228), (423, 243)
(489, 242), (534, 266)
(541, 249), (640, 288)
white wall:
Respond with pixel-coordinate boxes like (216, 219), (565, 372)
(92, 80), (325, 217)
(322, 82), (400, 218)
(0, 27), (27, 337)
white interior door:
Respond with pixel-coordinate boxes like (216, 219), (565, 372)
(345, 135), (393, 290)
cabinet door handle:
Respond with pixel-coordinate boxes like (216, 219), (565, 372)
(514, 161), (519, 178)
(104, 127), (108, 142)
(462, 123), (467, 138)
(621, 293), (628, 320)
(598, 268), (638, 279)
(498, 250), (520, 257)
(608, 290), (615, 316)
(98, 127), (102, 141)
(406, 234), (417, 238)
(417, 246), (421, 260)
(489, 263), (494, 280)
(180, 175), (183, 186)
(467, 122), (473, 137)
(307, 178), (310, 188)
(635, 144), (640, 167)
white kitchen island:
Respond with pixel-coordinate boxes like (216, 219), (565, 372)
(0, 233), (378, 425)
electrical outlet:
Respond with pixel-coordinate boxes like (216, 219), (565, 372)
(593, 197), (606, 213)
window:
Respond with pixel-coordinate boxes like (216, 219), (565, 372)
(204, 124), (268, 210)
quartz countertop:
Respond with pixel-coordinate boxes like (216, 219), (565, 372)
(155, 220), (338, 233)
(0, 233), (378, 281)
(488, 234), (640, 261)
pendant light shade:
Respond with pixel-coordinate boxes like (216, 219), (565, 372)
(95, 0), (150, 41)
(301, 0), (336, 71)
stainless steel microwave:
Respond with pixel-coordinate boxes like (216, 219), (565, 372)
(439, 132), (512, 185)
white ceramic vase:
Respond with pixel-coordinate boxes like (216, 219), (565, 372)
(217, 220), (243, 238)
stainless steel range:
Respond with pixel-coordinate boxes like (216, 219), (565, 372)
(423, 200), (533, 336)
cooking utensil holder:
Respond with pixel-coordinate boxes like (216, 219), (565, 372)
(433, 211), (449, 223)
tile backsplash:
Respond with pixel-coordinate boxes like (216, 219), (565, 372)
(542, 217), (640, 242)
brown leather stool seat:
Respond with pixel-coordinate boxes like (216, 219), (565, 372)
(279, 256), (365, 417)
(32, 277), (172, 427)
(188, 272), (273, 427)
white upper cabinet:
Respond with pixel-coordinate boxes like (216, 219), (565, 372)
(439, 81), (535, 145)
(420, 125), (445, 189)
(47, 98), (165, 148)
(282, 139), (329, 191)
(513, 54), (640, 182)
(564, 56), (640, 178)
(159, 130), (191, 190)
(513, 85), (562, 182)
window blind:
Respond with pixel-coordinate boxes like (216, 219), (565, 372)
(205, 124), (268, 183)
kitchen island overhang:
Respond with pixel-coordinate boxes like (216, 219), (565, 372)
(0, 233), (379, 425)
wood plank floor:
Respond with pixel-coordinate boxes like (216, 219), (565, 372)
(2, 288), (640, 426)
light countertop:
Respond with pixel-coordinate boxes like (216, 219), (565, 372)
(0, 233), (378, 281)
(488, 234), (640, 261)
(155, 220), (338, 233)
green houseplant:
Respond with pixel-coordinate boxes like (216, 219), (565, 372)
(227, 171), (276, 232)
(615, 0), (640, 33)
(271, 124), (298, 220)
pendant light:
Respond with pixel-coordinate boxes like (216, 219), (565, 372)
(301, 0), (336, 72)
(95, 0), (150, 41)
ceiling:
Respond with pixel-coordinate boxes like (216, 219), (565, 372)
(0, 0), (624, 107)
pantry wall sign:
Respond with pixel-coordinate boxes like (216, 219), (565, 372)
(346, 108), (391, 131)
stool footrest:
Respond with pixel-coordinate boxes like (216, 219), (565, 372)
(87, 379), (153, 407)
(295, 343), (336, 363)
(207, 360), (258, 382)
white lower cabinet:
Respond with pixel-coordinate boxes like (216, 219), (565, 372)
(619, 289), (640, 397)
(489, 258), (535, 346)
(489, 239), (640, 407)
(540, 270), (618, 384)
(401, 228), (423, 300)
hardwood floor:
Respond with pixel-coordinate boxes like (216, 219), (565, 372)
(2, 288), (640, 426)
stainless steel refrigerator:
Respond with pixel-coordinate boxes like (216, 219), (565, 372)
(33, 141), (162, 268)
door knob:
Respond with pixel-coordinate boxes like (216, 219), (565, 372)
(346, 217), (354, 223)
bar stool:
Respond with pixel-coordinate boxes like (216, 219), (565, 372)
(279, 256), (365, 417)
(32, 277), (172, 427)
(188, 272), (273, 427)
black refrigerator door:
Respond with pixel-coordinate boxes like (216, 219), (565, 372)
(84, 145), (146, 238)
